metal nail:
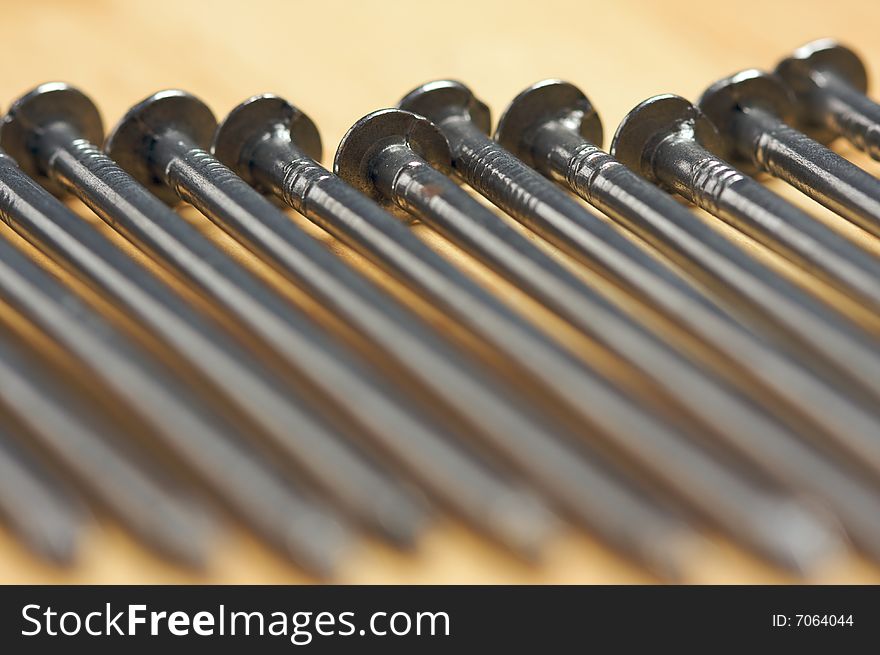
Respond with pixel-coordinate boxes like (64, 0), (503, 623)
(495, 80), (880, 416)
(699, 68), (880, 238)
(0, 183), (351, 575)
(0, 83), (429, 549)
(398, 80), (727, 309)
(101, 90), (578, 561)
(776, 39), (880, 168)
(499, 79), (880, 315)
(210, 93), (836, 570)
(395, 80), (880, 482)
(97, 91), (717, 575)
(612, 93), (880, 405)
(606, 93), (880, 473)
(334, 106), (880, 560)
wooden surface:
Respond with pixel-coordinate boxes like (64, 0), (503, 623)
(2, 0), (880, 583)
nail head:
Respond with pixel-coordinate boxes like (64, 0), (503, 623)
(494, 79), (604, 166)
(611, 94), (722, 184)
(698, 70), (796, 174)
(334, 108), (452, 202)
(213, 94), (322, 187)
(1, 82), (104, 196)
(398, 80), (492, 135)
(105, 90), (217, 205)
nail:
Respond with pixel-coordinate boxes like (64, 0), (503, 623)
(497, 81), (880, 407)
(699, 68), (880, 238)
(0, 332), (217, 566)
(207, 94), (708, 571)
(499, 79), (880, 316)
(0, 185), (351, 575)
(103, 89), (567, 560)
(334, 107), (880, 561)
(0, 423), (85, 564)
(606, 93), (880, 469)
(398, 81), (729, 308)
(103, 90), (709, 575)
(612, 92), (880, 404)
(212, 95), (835, 571)
(776, 38), (880, 168)
(394, 81), (880, 483)
(0, 82), (428, 549)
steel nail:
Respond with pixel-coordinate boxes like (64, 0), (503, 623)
(334, 107), (880, 560)
(776, 39), (880, 167)
(211, 94), (837, 570)
(499, 79), (880, 315)
(606, 94), (880, 468)
(101, 90), (577, 560)
(397, 80), (728, 310)
(0, 190), (351, 575)
(98, 90), (718, 574)
(0, 83), (429, 548)
(699, 68), (880, 238)
(208, 98), (712, 577)
(395, 81), (880, 481)
(612, 93), (880, 404)
(496, 81), (880, 412)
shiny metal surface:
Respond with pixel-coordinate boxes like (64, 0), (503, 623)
(218, 97), (844, 572)
(105, 90), (591, 564)
(0, 159), (351, 574)
(699, 69), (880, 237)
(493, 80), (880, 440)
(500, 80), (880, 313)
(393, 81), (880, 493)
(98, 91), (722, 578)
(609, 95), (880, 475)
(334, 107), (880, 560)
(776, 39), (872, 149)
(214, 96), (709, 553)
(613, 93), (880, 403)
(205, 95), (841, 571)
(0, 82), (428, 548)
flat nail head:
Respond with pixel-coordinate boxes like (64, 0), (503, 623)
(212, 93), (323, 187)
(777, 39), (868, 94)
(398, 80), (492, 134)
(105, 90), (216, 205)
(610, 94), (722, 183)
(333, 108), (452, 202)
(697, 69), (797, 174)
(775, 39), (869, 144)
(494, 79), (604, 165)
(0, 82), (104, 196)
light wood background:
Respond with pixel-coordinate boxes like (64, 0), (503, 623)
(1, 0), (880, 584)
